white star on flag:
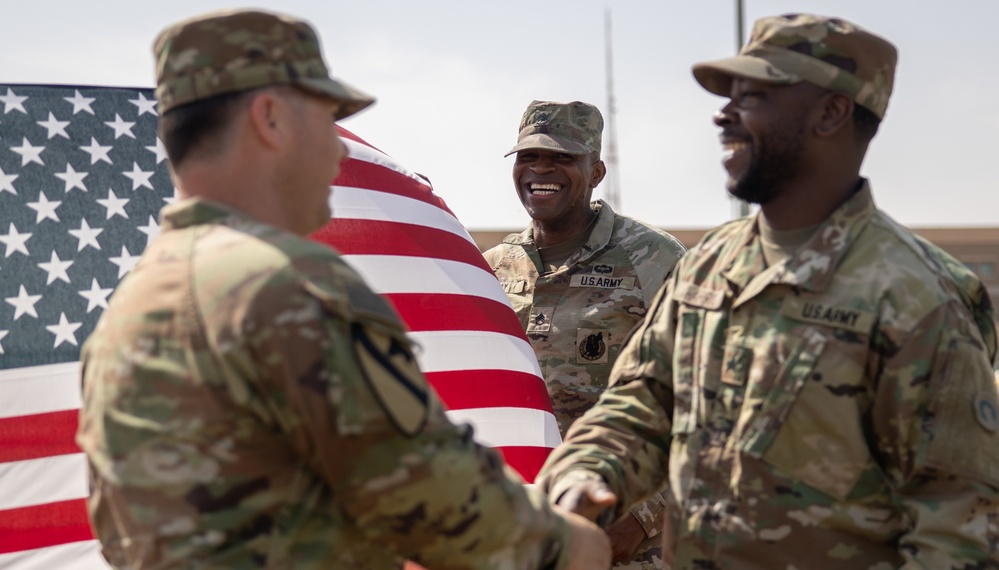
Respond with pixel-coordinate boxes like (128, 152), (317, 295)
(38, 250), (73, 285)
(129, 93), (158, 116)
(146, 138), (167, 164)
(68, 218), (103, 251)
(96, 189), (129, 219)
(0, 223), (32, 257)
(46, 312), (83, 348)
(0, 166), (18, 195)
(138, 216), (160, 247)
(64, 89), (95, 114)
(36, 112), (70, 139)
(5, 284), (41, 320)
(0, 88), (28, 114)
(80, 137), (113, 165)
(55, 163), (89, 192)
(26, 192), (61, 223)
(0, 329), (8, 354)
(104, 113), (136, 139)
(0, 85), (561, 563)
(109, 245), (140, 277)
(79, 278), (113, 313)
(11, 137), (45, 166)
(123, 162), (154, 190)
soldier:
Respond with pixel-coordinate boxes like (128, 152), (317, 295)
(484, 101), (686, 568)
(536, 13), (999, 568)
(75, 9), (611, 569)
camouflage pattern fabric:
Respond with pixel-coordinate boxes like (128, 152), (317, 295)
(484, 199), (686, 569)
(692, 13), (897, 118)
(505, 100), (604, 157)
(153, 9), (374, 117)
(539, 181), (999, 569)
(76, 199), (574, 569)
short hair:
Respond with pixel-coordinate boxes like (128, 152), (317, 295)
(787, 42), (882, 142)
(159, 88), (257, 168)
(852, 103), (881, 143)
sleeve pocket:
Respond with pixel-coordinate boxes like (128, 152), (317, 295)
(925, 337), (999, 488)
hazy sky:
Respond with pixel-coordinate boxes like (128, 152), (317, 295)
(2, 1), (996, 230)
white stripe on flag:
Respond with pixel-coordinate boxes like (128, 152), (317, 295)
(0, 540), (111, 570)
(0, 362), (81, 419)
(342, 138), (426, 185)
(408, 330), (541, 376)
(0, 454), (88, 511)
(445, 407), (561, 448)
(330, 185), (474, 244)
(342, 255), (509, 307)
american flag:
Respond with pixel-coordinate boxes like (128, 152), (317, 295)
(0, 85), (559, 569)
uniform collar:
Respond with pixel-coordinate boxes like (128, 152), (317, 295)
(721, 180), (876, 296)
(159, 198), (241, 231)
(575, 199), (616, 265)
(502, 199), (616, 270)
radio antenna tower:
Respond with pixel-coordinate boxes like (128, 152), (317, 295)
(603, 8), (622, 211)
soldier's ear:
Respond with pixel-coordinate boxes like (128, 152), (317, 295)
(813, 92), (852, 139)
(246, 89), (288, 150)
(590, 157), (607, 188)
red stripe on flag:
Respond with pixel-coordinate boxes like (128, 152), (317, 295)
(428, 370), (552, 411)
(312, 220), (491, 273)
(0, 411), (80, 464)
(493, 447), (552, 483)
(386, 293), (524, 336)
(334, 159), (456, 216)
(0, 499), (93, 554)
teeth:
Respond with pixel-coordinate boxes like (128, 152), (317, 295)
(722, 142), (749, 152)
(530, 183), (560, 195)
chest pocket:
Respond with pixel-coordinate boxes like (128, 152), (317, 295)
(671, 281), (728, 437)
(671, 305), (727, 435)
(739, 327), (873, 500)
(500, 280), (526, 294)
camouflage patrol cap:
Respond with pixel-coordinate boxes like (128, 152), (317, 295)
(692, 14), (898, 118)
(153, 9), (374, 118)
(505, 100), (603, 157)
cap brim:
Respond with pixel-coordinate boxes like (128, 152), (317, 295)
(504, 134), (594, 158)
(298, 75), (376, 121)
(692, 54), (802, 97)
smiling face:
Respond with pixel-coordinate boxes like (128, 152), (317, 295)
(714, 78), (823, 205)
(513, 149), (605, 235)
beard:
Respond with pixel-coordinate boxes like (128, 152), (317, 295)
(728, 123), (806, 205)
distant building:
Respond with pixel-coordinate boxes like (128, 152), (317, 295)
(471, 226), (999, 345)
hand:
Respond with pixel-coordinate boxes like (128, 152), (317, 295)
(555, 480), (618, 523)
(556, 506), (612, 570)
(607, 513), (646, 563)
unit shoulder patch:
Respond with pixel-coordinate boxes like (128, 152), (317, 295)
(351, 322), (429, 436)
(577, 328), (608, 364)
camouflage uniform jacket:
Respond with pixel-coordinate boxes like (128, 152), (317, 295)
(484, 199), (686, 540)
(77, 199), (574, 570)
(539, 182), (999, 569)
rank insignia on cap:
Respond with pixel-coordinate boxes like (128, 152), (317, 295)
(351, 323), (429, 436)
(535, 112), (549, 125)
